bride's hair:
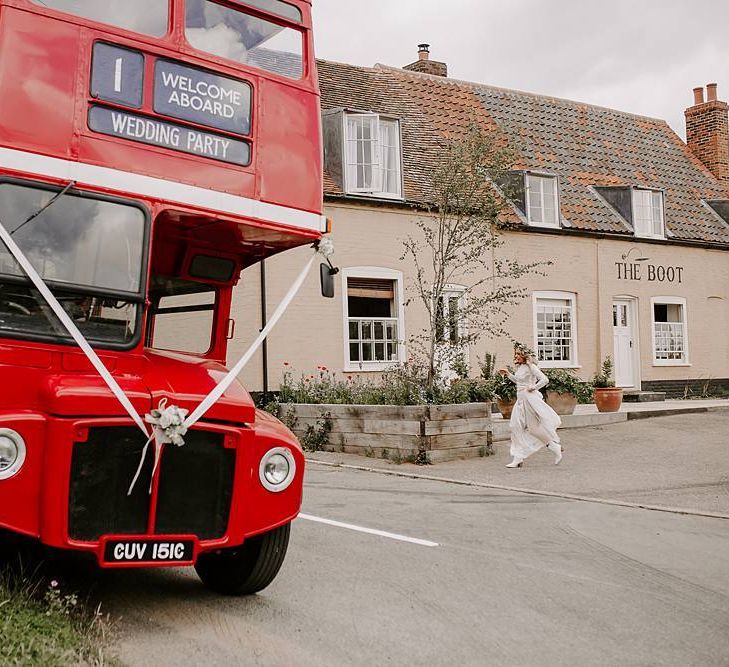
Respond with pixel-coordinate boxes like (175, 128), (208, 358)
(513, 341), (536, 365)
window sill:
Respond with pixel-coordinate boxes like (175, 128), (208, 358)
(539, 363), (581, 370)
(634, 233), (666, 241)
(652, 361), (690, 367)
(527, 221), (561, 230)
(344, 190), (404, 201)
(345, 361), (400, 373)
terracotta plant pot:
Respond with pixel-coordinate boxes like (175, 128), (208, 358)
(545, 391), (578, 416)
(496, 397), (516, 420)
(594, 387), (623, 413)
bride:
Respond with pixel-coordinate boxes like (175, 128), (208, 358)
(499, 343), (563, 468)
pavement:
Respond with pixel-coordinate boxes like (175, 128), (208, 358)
(310, 411), (729, 516)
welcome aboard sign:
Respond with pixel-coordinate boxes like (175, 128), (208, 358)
(89, 43), (252, 166)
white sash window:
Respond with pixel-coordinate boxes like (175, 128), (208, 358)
(526, 173), (560, 228)
(652, 297), (688, 365)
(533, 291), (577, 367)
(633, 189), (665, 239)
(345, 114), (402, 199)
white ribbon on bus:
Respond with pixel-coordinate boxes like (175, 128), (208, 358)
(0, 215), (333, 494)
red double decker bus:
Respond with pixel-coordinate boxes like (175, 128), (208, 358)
(0, 0), (325, 593)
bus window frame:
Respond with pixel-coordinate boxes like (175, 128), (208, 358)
(21, 0), (175, 42)
(147, 282), (219, 357)
(0, 176), (151, 352)
(178, 0), (310, 83)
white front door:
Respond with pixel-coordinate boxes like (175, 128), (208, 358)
(613, 299), (637, 388)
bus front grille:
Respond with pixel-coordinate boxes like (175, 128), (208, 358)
(69, 427), (235, 542)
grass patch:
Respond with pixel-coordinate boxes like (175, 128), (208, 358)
(0, 566), (115, 666)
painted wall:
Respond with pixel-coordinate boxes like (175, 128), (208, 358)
(224, 202), (729, 392)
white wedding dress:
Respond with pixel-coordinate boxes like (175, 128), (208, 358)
(506, 363), (562, 461)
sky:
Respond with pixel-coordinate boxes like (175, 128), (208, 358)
(311, 0), (729, 140)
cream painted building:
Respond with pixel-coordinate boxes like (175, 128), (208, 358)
(224, 49), (729, 399)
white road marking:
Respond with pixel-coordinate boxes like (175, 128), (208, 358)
(298, 513), (439, 547)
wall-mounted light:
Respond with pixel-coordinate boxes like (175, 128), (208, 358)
(621, 248), (650, 262)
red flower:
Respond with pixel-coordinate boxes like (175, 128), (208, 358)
(283, 362), (289, 366)
(347, 375), (353, 380)
(321, 366), (328, 371)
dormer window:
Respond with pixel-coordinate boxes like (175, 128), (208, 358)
(526, 173), (560, 228)
(344, 113), (402, 199)
(632, 189), (664, 239)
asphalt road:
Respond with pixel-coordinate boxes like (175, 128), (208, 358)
(94, 461), (729, 667)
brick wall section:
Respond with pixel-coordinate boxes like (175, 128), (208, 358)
(685, 100), (729, 192)
(642, 378), (729, 399)
(403, 59), (448, 78)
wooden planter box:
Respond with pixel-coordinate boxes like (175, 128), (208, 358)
(280, 402), (493, 464)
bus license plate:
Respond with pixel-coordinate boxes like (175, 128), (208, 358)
(103, 539), (194, 564)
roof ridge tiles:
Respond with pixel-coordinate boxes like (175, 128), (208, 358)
(373, 63), (669, 126)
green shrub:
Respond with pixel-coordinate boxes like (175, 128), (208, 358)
(485, 372), (517, 401)
(592, 356), (616, 389)
(543, 368), (593, 403)
(276, 361), (491, 406)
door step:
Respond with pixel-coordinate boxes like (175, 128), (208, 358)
(622, 390), (666, 403)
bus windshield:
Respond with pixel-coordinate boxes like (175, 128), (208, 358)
(0, 183), (145, 294)
(0, 183), (146, 346)
(185, 0), (304, 79)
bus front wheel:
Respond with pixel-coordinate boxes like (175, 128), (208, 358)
(195, 523), (291, 595)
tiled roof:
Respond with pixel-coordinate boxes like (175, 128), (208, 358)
(317, 59), (729, 244)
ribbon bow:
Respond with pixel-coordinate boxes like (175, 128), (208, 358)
(127, 399), (189, 495)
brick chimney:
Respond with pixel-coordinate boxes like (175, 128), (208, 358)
(403, 44), (448, 78)
(685, 83), (729, 189)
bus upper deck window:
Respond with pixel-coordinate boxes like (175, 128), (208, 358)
(30, 0), (169, 37)
(185, 0), (304, 80)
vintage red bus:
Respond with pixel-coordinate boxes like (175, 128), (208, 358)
(0, 0), (326, 593)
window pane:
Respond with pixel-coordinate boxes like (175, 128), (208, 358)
(0, 184), (145, 294)
(651, 191), (663, 236)
(374, 342), (385, 360)
(535, 297), (573, 363)
(186, 0), (303, 80)
(362, 343), (373, 361)
(348, 320), (359, 340)
(633, 190), (654, 236)
(653, 302), (685, 362)
(153, 291), (215, 354)
(242, 0), (302, 22)
(361, 321), (372, 340)
(349, 343), (360, 362)
(0, 284), (137, 346)
(32, 0), (168, 36)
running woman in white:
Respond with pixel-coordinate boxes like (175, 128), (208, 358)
(499, 343), (563, 468)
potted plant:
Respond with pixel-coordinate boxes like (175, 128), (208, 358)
(487, 372), (517, 419)
(592, 356), (623, 412)
(542, 368), (592, 415)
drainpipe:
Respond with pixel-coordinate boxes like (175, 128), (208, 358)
(260, 259), (269, 399)
(595, 239), (602, 372)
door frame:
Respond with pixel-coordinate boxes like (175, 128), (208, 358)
(612, 296), (641, 389)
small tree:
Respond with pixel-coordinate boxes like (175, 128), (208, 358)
(402, 124), (548, 394)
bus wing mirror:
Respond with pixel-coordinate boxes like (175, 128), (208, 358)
(320, 263), (337, 298)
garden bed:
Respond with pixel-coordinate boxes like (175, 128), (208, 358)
(280, 402), (493, 464)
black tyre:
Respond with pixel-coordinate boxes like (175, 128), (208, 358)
(195, 523), (291, 595)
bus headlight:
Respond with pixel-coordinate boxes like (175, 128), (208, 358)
(0, 429), (26, 480)
(259, 448), (296, 492)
